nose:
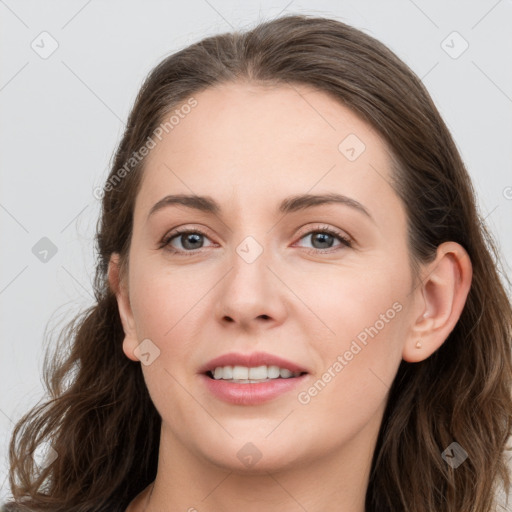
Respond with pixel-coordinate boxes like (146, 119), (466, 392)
(215, 239), (288, 331)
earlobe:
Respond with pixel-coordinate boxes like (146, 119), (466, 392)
(108, 254), (139, 362)
(403, 242), (472, 363)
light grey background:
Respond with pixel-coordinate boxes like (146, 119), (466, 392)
(1, 0), (511, 506)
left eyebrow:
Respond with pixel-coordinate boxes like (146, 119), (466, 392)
(147, 192), (373, 222)
(278, 193), (372, 221)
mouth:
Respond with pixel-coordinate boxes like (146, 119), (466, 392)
(199, 352), (309, 405)
(205, 364), (307, 383)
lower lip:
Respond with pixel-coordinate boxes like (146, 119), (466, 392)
(200, 374), (308, 405)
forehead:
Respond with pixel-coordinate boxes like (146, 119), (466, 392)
(135, 81), (402, 227)
(150, 81), (383, 165)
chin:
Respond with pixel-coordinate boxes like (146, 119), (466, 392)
(189, 431), (307, 474)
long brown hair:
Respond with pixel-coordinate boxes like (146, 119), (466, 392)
(7, 14), (512, 512)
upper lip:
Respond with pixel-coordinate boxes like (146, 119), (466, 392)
(199, 352), (309, 374)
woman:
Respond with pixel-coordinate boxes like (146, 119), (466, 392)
(5, 14), (511, 512)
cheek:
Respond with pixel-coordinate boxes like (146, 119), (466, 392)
(127, 262), (208, 418)
(292, 252), (409, 344)
(128, 257), (205, 340)
(293, 259), (408, 416)
(293, 309), (405, 452)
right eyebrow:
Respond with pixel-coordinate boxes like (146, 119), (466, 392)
(148, 194), (220, 219)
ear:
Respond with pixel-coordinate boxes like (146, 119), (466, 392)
(108, 253), (139, 362)
(402, 241), (472, 363)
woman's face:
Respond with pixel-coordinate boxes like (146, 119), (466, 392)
(116, 82), (420, 474)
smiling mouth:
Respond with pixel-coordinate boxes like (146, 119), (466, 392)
(206, 365), (307, 383)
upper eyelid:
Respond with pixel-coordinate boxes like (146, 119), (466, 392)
(163, 224), (352, 249)
(163, 226), (215, 241)
(296, 223), (348, 237)
(163, 224), (348, 239)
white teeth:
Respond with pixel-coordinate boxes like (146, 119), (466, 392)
(279, 368), (293, 378)
(267, 365), (280, 379)
(232, 366), (249, 380)
(248, 365), (267, 380)
(210, 365), (303, 381)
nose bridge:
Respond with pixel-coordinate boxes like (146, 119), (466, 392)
(215, 229), (285, 326)
(229, 232), (271, 300)
(225, 200), (271, 275)
(235, 233), (266, 267)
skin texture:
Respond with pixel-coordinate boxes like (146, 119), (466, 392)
(109, 82), (472, 512)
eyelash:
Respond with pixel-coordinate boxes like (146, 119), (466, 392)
(160, 225), (352, 256)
